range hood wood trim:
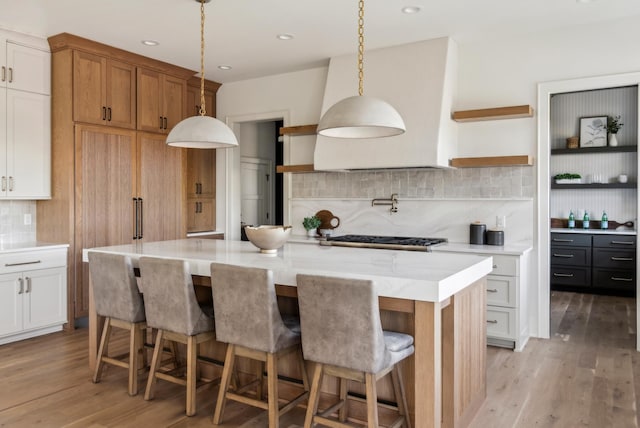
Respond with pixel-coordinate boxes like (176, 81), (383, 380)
(450, 155), (533, 168)
(279, 124), (318, 136)
(276, 164), (315, 173)
(452, 105), (534, 122)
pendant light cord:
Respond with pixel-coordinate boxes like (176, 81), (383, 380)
(357, 0), (364, 96)
(199, 0), (207, 116)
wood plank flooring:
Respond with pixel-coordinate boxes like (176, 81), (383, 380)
(0, 291), (637, 427)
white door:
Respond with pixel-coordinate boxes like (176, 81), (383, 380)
(240, 157), (272, 226)
(0, 272), (22, 337)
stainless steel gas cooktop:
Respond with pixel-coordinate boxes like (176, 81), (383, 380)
(319, 234), (447, 252)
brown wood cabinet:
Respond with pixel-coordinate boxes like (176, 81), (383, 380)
(73, 51), (136, 129)
(137, 68), (186, 134)
(38, 33), (198, 321)
(186, 149), (216, 233)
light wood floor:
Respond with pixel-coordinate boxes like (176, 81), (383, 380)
(0, 291), (637, 427)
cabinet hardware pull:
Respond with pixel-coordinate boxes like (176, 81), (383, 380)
(611, 276), (633, 282)
(197, 183), (201, 194)
(611, 257), (633, 261)
(553, 273), (574, 277)
(133, 198), (139, 239)
(8, 176), (14, 192)
(107, 107), (112, 121)
(486, 319), (498, 324)
(18, 277), (24, 294)
(553, 253), (574, 258)
(102, 106), (107, 120)
(26, 277), (31, 293)
(611, 241), (634, 245)
(139, 198), (143, 239)
(163, 117), (168, 130)
(5, 260), (41, 267)
(487, 288), (498, 293)
(552, 238), (574, 242)
(195, 183), (199, 194)
(1, 66), (5, 82)
(1, 176), (6, 192)
(160, 116), (163, 129)
(8, 67), (13, 83)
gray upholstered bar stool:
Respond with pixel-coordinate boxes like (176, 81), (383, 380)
(210, 262), (309, 428)
(296, 274), (414, 428)
(89, 252), (147, 396)
(139, 256), (216, 417)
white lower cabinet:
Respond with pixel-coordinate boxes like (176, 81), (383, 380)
(0, 247), (67, 345)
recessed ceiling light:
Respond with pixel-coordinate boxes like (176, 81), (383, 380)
(401, 6), (421, 14)
(141, 40), (159, 46)
(276, 33), (294, 40)
(576, 0), (597, 3)
(218, 65), (232, 70)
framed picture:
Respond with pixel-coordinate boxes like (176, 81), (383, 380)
(579, 116), (607, 147)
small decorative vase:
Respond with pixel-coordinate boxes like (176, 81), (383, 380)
(609, 133), (618, 147)
(306, 229), (316, 237)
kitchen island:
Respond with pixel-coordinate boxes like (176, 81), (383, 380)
(84, 239), (493, 427)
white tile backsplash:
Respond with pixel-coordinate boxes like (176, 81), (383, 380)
(0, 201), (36, 244)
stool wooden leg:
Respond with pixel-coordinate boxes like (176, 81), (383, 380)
(339, 378), (349, 422)
(304, 363), (324, 428)
(186, 335), (197, 416)
(266, 352), (279, 428)
(213, 344), (236, 425)
(256, 360), (264, 401)
(298, 348), (310, 392)
(145, 330), (164, 401)
(365, 373), (379, 428)
(391, 364), (411, 428)
(93, 317), (111, 384)
(128, 323), (139, 396)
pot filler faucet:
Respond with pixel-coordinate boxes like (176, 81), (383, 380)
(372, 193), (398, 214)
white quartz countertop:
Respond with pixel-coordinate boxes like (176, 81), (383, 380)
(550, 228), (637, 236)
(84, 239), (492, 303)
(0, 241), (69, 254)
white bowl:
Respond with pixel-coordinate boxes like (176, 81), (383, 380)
(244, 225), (292, 253)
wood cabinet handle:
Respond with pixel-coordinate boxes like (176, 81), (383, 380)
(611, 256), (633, 261)
(102, 106), (107, 120)
(486, 288), (498, 293)
(486, 319), (498, 324)
(611, 276), (633, 282)
(107, 107), (112, 121)
(17, 277), (24, 294)
(159, 116), (163, 130)
(553, 273), (574, 277)
(163, 117), (168, 130)
(552, 238), (574, 242)
(139, 198), (144, 238)
(553, 253), (574, 258)
(133, 198), (139, 239)
(611, 240), (634, 245)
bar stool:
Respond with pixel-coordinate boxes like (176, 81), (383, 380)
(296, 274), (414, 428)
(88, 252), (147, 396)
(139, 256), (216, 416)
(210, 263), (309, 428)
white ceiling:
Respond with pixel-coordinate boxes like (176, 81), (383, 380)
(1, 0), (639, 84)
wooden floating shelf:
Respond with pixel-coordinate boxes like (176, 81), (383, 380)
(449, 155), (533, 168)
(276, 164), (315, 173)
(452, 105), (534, 122)
(279, 124), (318, 136)
(551, 145), (637, 155)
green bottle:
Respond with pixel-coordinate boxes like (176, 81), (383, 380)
(568, 211), (575, 229)
(583, 210), (589, 229)
(601, 211), (608, 229)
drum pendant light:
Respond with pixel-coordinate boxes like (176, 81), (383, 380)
(166, 0), (238, 149)
(317, 0), (405, 139)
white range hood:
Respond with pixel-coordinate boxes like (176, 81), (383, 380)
(314, 37), (458, 170)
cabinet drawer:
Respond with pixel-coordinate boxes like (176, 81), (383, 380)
(550, 247), (590, 266)
(0, 249), (67, 274)
(593, 248), (635, 269)
(593, 235), (636, 249)
(486, 275), (516, 307)
(486, 307), (516, 340)
(593, 269), (636, 291)
(489, 255), (517, 276)
(551, 233), (591, 247)
(550, 266), (590, 287)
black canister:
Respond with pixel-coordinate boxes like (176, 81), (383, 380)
(486, 229), (505, 246)
(470, 222), (486, 245)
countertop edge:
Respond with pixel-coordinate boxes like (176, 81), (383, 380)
(0, 242), (69, 254)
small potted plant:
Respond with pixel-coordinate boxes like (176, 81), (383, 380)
(554, 173), (582, 184)
(302, 215), (321, 237)
(607, 115), (623, 147)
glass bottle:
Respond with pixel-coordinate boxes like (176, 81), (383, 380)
(568, 211), (575, 229)
(601, 211), (608, 230)
(583, 210), (590, 229)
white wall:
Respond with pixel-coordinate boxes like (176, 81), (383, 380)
(216, 15), (640, 338)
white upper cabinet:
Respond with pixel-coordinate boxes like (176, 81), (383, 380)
(0, 29), (51, 199)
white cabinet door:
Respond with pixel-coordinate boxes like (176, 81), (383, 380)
(0, 272), (22, 337)
(5, 42), (50, 95)
(0, 87), (5, 189)
(4, 89), (50, 198)
(23, 267), (66, 331)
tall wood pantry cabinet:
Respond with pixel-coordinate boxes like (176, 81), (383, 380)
(38, 33), (196, 321)
(185, 76), (221, 233)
